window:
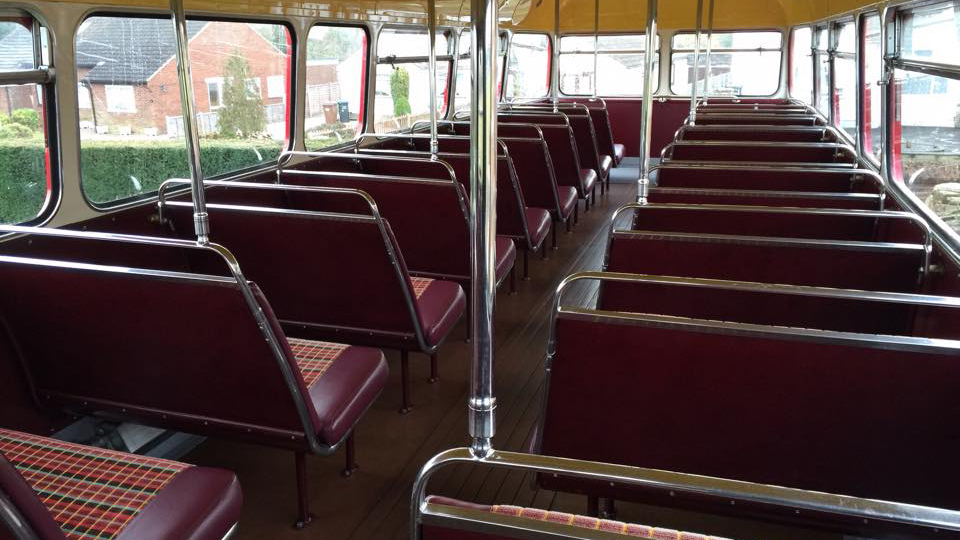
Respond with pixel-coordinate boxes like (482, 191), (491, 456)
(560, 34), (658, 95)
(834, 22), (856, 141)
(375, 28), (451, 132)
(453, 30), (506, 112)
(892, 3), (960, 234)
(862, 14), (882, 163)
(671, 31), (781, 96)
(0, 17), (54, 225)
(305, 25), (367, 149)
(105, 85), (136, 113)
(245, 78), (261, 99)
(790, 27), (813, 104)
(206, 78), (223, 109)
(815, 27), (830, 115)
(505, 33), (550, 100)
(77, 16), (291, 206)
(77, 84), (93, 109)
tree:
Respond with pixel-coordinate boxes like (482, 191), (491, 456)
(218, 53), (266, 138)
(390, 66), (411, 117)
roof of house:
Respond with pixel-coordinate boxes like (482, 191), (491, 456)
(75, 18), (208, 84)
(0, 26), (36, 70)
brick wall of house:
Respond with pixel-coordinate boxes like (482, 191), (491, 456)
(86, 21), (289, 136)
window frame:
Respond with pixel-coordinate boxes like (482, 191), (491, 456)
(454, 28), (509, 110)
(558, 31), (660, 97)
(75, 12), (296, 211)
(788, 25), (814, 105)
(503, 31), (551, 101)
(859, 11), (882, 167)
(813, 24), (831, 116)
(669, 29), (784, 97)
(0, 12), (59, 227)
(831, 18), (858, 147)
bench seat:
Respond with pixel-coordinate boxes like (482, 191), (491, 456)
(411, 278), (467, 347)
(599, 154), (613, 180)
(559, 186), (578, 221)
(580, 169), (597, 195)
(495, 237), (517, 287)
(0, 428), (242, 540)
(524, 208), (552, 251)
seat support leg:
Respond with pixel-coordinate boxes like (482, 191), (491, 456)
(293, 451), (314, 529)
(587, 495), (599, 518)
(522, 249), (531, 281)
(428, 353), (439, 383)
(574, 201), (580, 224)
(601, 498), (617, 519)
(551, 221), (558, 249)
(341, 431), (358, 477)
(540, 245), (548, 261)
(566, 218), (572, 234)
(399, 350), (413, 414)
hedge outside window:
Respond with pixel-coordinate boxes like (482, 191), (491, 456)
(0, 18), (53, 225)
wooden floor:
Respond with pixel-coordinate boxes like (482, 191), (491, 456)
(184, 182), (838, 540)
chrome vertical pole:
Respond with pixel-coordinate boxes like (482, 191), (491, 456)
(688, 0), (704, 124)
(593, 0), (599, 97)
(702, 0), (715, 105)
(170, 0), (209, 244)
(637, 0), (657, 204)
(428, 0), (439, 157)
(879, 6), (895, 180)
(552, 0), (560, 111)
(468, 0), (498, 459)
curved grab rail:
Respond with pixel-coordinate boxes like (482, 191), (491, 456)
(411, 446), (960, 540)
(276, 150), (458, 183)
(0, 223), (330, 456)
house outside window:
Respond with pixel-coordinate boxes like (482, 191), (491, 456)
(105, 85), (136, 113)
(267, 75), (285, 98)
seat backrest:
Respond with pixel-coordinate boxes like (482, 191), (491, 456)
(162, 195), (429, 348)
(695, 113), (824, 126)
(664, 141), (856, 165)
(540, 292), (960, 510)
(653, 165), (883, 195)
(647, 187), (884, 210)
(604, 231), (926, 293)
(517, 124), (587, 197)
(277, 170), (471, 283)
(0, 234), (321, 448)
(678, 125), (837, 143)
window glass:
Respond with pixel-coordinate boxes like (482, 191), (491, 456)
(893, 69), (960, 232)
(0, 18), (51, 224)
(375, 28), (450, 132)
(790, 27), (813, 104)
(454, 30), (506, 112)
(305, 25), (367, 149)
(834, 22), (856, 141)
(560, 34), (658, 95)
(77, 16), (291, 206)
(862, 14), (882, 163)
(505, 33), (550, 100)
(670, 31), (782, 96)
(900, 2), (960, 65)
(815, 27), (830, 115)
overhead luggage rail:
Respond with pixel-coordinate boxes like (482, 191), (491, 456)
(532, 271), (960, 530)
(0, 428), (243, 540)
(0, 224), (388, 527)
(647, 187), (885, 209)
(157, 180), (463, 414)
(674, 124), (844, 143)
(661, 140), (858, 166)
(411, 447), (960, 540)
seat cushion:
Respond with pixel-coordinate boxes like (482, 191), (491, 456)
(410, 276), (434, 299)
(495, 237), (517, 286)
(293, 338), (388, 445)
(557, 187), (577, 220)
(427, 496), (734, 540)
(0, 428), (241, 540)
(599, 154), (613, 179)
(524, 208), (552, 250)
(614, 143), (626, 165)
(579, 169), (597, 194)
(414, 279), (466, 348)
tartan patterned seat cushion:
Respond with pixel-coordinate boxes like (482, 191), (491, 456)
(489, 505), (734, 540)
(0, 428), (192, 540)
(410, 276), (434, 299)
(288, 337), (350, 388)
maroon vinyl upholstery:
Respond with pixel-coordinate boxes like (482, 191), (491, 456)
(647, 188), (882, 210)
(538, 310), (960, 514)
(421, 496), (734, 540)
(679, 126), (838, 143)
(653, 166), (882, 194)
(696, 114), (823, 126)
(579, 169), (597, 194)
(0, 429), (241, 540)
(604, 232), (925, 293)
(665, 141), (853, 164)
(495, 237), (517, 286)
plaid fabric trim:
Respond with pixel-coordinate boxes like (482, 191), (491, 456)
(490, 505), (733, 540)
(410, 277), (434, 299)
(288, 337), (349, 388)
(0, 428), (191, 540)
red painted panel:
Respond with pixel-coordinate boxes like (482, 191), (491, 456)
(604, 98), (691, 159)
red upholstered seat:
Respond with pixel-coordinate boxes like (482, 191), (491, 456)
(614, 143), (626, 165)
(599, 154), (613, 179)
(495, 237), (517, 286)
(410, 276), (434, 300)
(525, 208), (552, 249)
(426, 497), (734, 540)
(413, 279), (467, 347)
(0, 428), (241, 540)
(580, 169), (597, 193)
(558, 187), (578, 220)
